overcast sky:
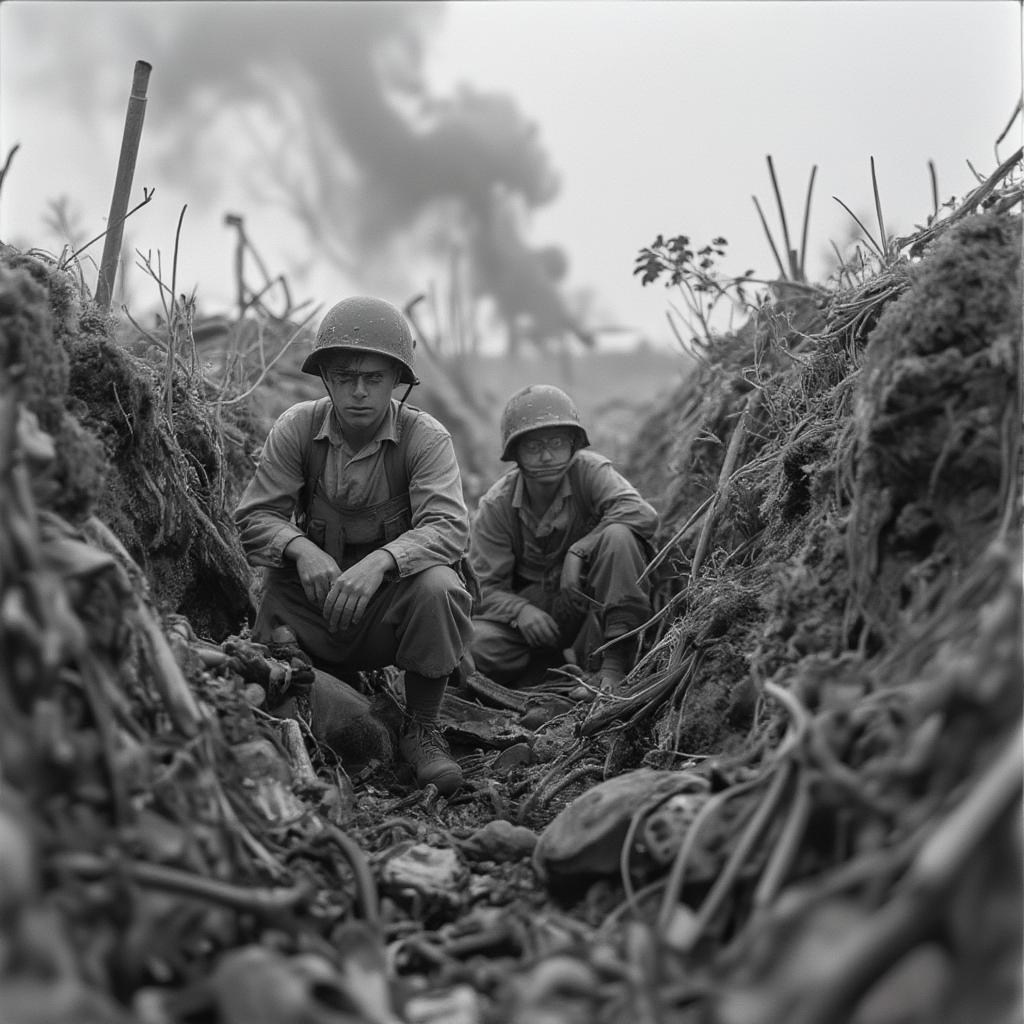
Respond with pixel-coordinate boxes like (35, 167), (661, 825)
(1, 1), (1020, 349)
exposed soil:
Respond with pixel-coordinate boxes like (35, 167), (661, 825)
(0, 183), (1021, 1024)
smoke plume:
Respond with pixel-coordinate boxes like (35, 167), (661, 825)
(61, 2), (593, 348)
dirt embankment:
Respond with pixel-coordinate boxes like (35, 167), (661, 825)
(0, 187), (1021, 1024)
(621, 212), (1020, 756)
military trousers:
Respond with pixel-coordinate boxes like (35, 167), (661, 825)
(470, 522), (652, 685)
(254, 563), (473, 680)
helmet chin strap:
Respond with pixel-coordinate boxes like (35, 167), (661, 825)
(518, 446), (576, 481)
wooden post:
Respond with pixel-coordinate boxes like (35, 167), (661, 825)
(96, 60), (152, 311)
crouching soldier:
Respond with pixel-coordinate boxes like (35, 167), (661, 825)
(235, 296), (473, 795)
(468, 385), (659, 694)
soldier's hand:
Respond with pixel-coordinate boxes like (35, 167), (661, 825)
(324, 550), (395, 632)
(515, 604), (560, 648)
(290, 540), (342, 608)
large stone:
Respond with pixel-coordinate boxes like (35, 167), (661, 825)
(461, 820), (539, 863)
(533, 768), (707, 885)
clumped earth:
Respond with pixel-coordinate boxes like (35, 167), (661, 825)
(0, 171), (1020, 1024)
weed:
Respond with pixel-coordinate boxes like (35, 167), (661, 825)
(633, 232), (760, 355)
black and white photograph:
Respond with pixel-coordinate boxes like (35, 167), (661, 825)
(1, 2), (1021, 1021)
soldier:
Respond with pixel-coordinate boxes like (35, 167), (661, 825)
(235, 297), (472, 795)
(468, 385), (658, 694)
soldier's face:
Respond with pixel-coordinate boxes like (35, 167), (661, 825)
(517, 428), (575, 479)
(321, 353), (399, 434)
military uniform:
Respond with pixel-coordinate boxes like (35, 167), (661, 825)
(468, 386), (658, 686)
(234, 296), (471, 794)
(236, 396), (473, 679)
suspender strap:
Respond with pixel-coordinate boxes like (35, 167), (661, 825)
(382, 410), (415, 496)
(299, 397), (332, 527)
(296, 400), (478, 607)
(300, 399), (415, 524)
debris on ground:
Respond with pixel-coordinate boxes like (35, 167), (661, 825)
(1, 156), (1021, 1023)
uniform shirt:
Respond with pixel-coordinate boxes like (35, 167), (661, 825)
(235, 398), (469, 577)
(470, 449), (659, 624)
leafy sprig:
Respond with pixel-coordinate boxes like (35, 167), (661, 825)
(634, 234), (760, 354)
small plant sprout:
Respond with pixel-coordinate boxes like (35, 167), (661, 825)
(633, 233), (755, 353)
(635, 156), (824, 354)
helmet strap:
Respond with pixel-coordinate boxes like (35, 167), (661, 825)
(398, 381), (416, 406)
(519, 459), (573, 481)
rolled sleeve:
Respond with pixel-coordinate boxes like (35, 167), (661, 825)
(234, 404), (311, 568)
(383, 431), (469, 576)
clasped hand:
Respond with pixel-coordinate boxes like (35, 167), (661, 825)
(516, 604), (560, 648)
(294, 543), (392, 632)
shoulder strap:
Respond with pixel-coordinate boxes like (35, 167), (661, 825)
(301, 399), (417, 522)
(299, 397), (332, 524)
(383, 404), (419, 497)
(568, 456), (596, 524)
(510, 489), (524, 563)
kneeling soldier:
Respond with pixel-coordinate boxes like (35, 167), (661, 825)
(235, 296), (472, 795)
(468, 385), (658, 693)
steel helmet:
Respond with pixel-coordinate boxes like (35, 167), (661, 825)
(302, 296), (419, 385)
(499, 384), (590, 461)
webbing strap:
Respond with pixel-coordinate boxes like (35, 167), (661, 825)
(299, 399), (413, 523)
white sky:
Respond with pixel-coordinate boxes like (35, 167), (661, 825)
(1, 1), (1021, 348)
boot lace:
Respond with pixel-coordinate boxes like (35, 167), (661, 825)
(407, 721), (451, 763)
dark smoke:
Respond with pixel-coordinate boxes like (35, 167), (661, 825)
(94, 2), (592, 348)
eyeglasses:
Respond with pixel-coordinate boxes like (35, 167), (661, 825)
(322, 369), (391, 389)
(519, 435), (572, 455)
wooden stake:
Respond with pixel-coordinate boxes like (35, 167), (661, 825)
(96, 61), (151, 310)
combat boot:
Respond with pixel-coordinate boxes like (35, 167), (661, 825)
(399, 721), (463, 796)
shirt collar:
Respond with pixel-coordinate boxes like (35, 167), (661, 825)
(314, 398), (400, 451)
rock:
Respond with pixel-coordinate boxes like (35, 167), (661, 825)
(530, 731), (567, 763)
(490, 742), (535, 773)
(242, 683), (267, 708)
(533, 769), (707, 884)
(518, 693), (575, 730)
(379, 843), (468, 910)
(461, 820), (539, 863)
